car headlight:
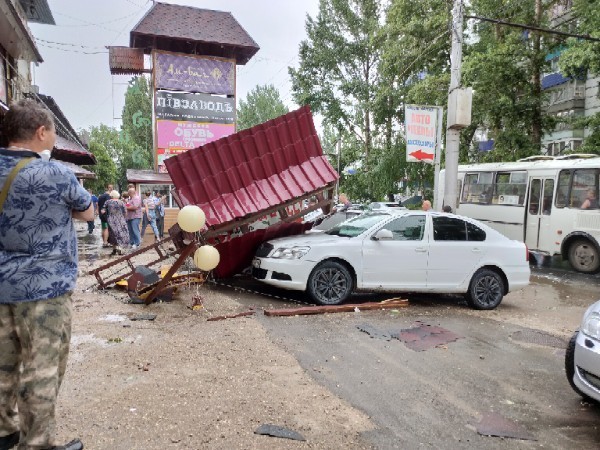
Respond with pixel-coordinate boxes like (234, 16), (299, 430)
(271, 246), (310, 259)
(582, 312), (600, 340)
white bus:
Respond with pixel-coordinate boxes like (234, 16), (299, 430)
(438, 155), (600, 273)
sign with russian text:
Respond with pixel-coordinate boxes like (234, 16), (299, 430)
(155, 91), (235, 124)
(156, 120), (235, 150)
(154, 51), (235, 95)
(405, 105), (439, 164)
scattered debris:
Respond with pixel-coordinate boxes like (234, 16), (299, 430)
(191, 295), (204, 311)
(264, 299), (408, 317)
(475, 412), (536, 441)
(107, 337), (122, 344)
(207, 310), (256, 321)
(392, 321), (462, 352)
(128, 313), (157, 321)
(254, 424), (306, 441)
(357, 323), (392, 341)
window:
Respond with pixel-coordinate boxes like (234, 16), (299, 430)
(139, 184), (174, 208)
(529, 179), (541, 215)
(381, 215), (425, 241)
(433, 216), (467, 241)
(571, 169), (599, 209)
(493, 171), (526, 205)
(556, 170), (571, 208)
(543, 179), (554, 215)
(461, 172), (494, 204)
(466, 222), (486, 241)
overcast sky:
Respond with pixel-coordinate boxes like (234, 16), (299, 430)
(29, 0), (320, 132)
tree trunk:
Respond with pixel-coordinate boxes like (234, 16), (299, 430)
(531, 0), (543, 150)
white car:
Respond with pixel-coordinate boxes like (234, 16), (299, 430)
(566, 300), (600, 402)
(252, 210), (530, 309)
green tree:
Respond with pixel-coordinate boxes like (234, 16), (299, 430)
(84, 135), (117, 194)
(236, 84), (288, 131)
(120, 76), (154, 172)
(462, 0), (557, 161)
(559, 0), (600, 154)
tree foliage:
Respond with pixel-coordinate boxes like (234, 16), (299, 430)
(289, 0), (600, 202)
(236, 84), (289, 131)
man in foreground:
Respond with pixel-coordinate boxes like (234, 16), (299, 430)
(0, 99), (93, 450)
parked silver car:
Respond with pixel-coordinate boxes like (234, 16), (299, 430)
(566, 300), (600, 402)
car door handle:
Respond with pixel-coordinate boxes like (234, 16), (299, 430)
(472, 248), (481, 253)
(415, 247), (427, 253)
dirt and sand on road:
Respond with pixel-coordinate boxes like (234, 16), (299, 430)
(55, 251), (374, 450)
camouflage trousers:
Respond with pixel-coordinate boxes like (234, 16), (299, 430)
(0, 293), (72, 450)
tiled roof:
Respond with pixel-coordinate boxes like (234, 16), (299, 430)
(130, 2), (259, 65)
(108, 47), (146, 75)
(165, 105), (338, 231)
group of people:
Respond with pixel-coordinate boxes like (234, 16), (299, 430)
(95, 185), (166, 255)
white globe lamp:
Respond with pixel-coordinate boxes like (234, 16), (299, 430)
(177, 205), (206, 233)
(193, 245), (220, 271)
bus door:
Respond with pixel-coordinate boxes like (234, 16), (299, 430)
(525, 178), (555, 250)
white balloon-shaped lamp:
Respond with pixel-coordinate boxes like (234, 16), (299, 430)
(177, 205), (206, 233)
(193, 245), (220, 271)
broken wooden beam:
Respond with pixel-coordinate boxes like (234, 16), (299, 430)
(207, 311), (256, 321)
(264, 299), (409, 317)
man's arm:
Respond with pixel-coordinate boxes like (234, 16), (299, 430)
(72, 202), (95, 221)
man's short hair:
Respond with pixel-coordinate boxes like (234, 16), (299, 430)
(2, 99), (54, 143)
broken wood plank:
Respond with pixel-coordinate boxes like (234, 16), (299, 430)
(264, 299), (409, 317)
(207, 311), (256, 321)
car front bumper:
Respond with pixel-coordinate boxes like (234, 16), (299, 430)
(574, 331), (600, 402)
(251, 257), (315, 292)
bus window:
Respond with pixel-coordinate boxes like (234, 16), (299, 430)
(570, 169), (599, 209)
(529, 179), (541, 215)
(556, 170), (571, 208)
(461, 172), (493, 204)
(494, 171), (526, 205)
(543, 179), (554, 215)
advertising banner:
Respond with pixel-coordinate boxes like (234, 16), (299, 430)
(155, 91), (235, 124)
(405, 105), (440, 164)
(154, 51), (235, 95)
(156, 120), (235, 150)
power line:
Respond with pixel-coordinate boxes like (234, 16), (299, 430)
(466, 15), (600, 43)
(37, 42), (108, 55)
(35, 38), (106, 50)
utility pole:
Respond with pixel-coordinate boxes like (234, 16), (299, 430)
(444, 0), (464, 211)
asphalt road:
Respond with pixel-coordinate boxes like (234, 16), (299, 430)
(216, 265), (600, 449)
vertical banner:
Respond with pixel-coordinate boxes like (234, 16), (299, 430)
(405, 105), (440, 164)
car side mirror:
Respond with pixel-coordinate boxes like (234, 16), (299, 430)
(372, 229), (393, 241)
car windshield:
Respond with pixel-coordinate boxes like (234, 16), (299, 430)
(325, 212), (390, 237)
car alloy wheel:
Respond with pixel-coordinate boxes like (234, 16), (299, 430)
(467, 268), (504, 310)
(308, 261), (353, 306)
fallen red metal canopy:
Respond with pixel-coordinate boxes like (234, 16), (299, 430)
(264, 300), (408, 317)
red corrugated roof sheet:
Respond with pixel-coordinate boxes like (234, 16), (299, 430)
(165, 106), (338, 231)
(166, 106), (338, 278)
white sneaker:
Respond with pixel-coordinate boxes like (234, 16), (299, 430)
(131, 244), (138, 249)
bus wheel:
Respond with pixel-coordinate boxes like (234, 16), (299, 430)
(568, 239), (600, 274)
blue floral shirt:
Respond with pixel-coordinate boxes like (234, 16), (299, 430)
(0, 149), (92, 303)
